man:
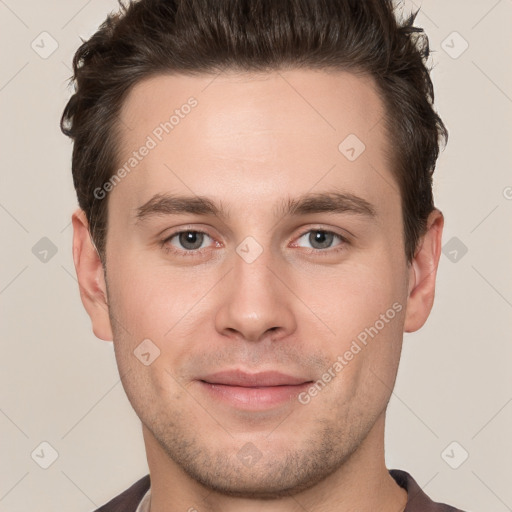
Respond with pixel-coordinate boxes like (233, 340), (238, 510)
(61, 0), (465, 510)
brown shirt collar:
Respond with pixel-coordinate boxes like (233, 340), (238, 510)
(390, 469), (466, 512)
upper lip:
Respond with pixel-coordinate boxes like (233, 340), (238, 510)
(200, 370), (311, 387)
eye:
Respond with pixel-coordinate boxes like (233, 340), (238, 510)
(166, 230), (214, 252)
(161, 227), (348, 257)
(294, 229), (347, 251)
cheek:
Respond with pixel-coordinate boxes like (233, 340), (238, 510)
(296, 256), (406, 348)
(106, 253), (185, 330)
(302, 265), (406, 416)
(105, 252), (223, 371)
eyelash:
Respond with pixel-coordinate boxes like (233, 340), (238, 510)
(160, 228), (350, 258)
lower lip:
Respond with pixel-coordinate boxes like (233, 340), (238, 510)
(199, 381), (312, 409)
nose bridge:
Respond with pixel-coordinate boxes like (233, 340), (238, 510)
(234, 243), (276, 300)
(214, 240), (296, 342)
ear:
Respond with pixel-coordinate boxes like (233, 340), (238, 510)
(403, 208), (444, 333)
(71, 208), (113, 341)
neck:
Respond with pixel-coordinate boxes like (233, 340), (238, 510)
(142, 413), (407, 512)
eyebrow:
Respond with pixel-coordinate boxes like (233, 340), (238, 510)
(134, 191), (377, 224)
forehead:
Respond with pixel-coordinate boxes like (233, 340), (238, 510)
(111, 69), (397, 222)
(119, 69), (386, 147)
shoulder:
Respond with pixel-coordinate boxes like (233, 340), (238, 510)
(390, 469), (467, 512)
(92, 474), (150, 512)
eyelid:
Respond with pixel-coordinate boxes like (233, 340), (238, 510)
(294, 226), (350, 241)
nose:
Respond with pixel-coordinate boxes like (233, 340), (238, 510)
(214, 247), (297, 344)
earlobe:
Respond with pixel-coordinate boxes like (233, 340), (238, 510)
(71, 208), (114, 341)
(403, 208), (444, 333)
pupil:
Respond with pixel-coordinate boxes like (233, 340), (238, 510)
(310, 230), (332, 249)
(179, 231), (203, 250)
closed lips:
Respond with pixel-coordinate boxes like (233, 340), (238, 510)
(199, 370), (312, 387)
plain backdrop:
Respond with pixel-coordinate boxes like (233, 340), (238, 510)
(1, 1), (511, 511)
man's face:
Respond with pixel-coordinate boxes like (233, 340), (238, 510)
(103, 70), (412, 496)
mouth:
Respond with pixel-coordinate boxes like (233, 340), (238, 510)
(198, 370), (313, 410)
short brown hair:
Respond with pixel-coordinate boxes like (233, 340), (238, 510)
(61, 0), (447, 265)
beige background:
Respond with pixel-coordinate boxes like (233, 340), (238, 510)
(1, 1), (511, 511)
